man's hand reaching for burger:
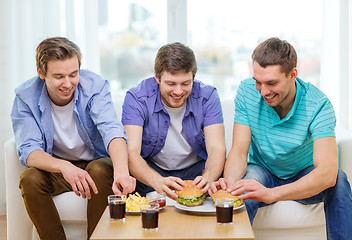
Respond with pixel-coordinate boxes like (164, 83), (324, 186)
(152, 176), (187, 199)
(227, 179), (275, 204)
(193, 175), (211, 194)
(208, 178), (231, 196)
(209, 178), (275, 204)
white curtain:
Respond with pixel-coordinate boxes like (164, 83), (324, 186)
(0, 0), (100, 214)
(320, 0), (352, 129)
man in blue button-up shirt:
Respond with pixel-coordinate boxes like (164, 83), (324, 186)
(122, 42), (226, 199)
(11, 37), (136, 239)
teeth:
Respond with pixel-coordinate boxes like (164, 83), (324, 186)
(172, 96), (182, 100)
(62, 88), (71, 93)
(265, 94), (275, 100)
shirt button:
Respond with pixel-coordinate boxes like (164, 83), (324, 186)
(152, 89), (156, 92)
(161, 138), (164, 142)
(148, 140), (151, 144)
(164, 120), (168, 124)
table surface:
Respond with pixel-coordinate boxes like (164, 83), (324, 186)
(90, 205), (255, 240)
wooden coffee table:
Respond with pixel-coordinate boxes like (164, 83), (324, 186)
(90, 205), (254, 240)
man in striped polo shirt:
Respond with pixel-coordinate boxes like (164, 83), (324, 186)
(210, 37), (352, 239)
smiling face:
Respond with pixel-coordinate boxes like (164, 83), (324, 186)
(37, 56), (79, 106)
(253, 61), (297, 118)
(156, 71), (193, 108)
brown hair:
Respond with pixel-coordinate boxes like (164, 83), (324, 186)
(154, 42), (197, 79)
(36, 37), (82, 76)
(251, 37), (297, 75)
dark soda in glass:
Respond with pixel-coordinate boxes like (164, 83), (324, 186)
(109, 201), (126, 221)
(216, 203), (233, 224)
(141, 210), (159, 229)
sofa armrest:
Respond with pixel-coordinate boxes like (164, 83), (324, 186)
(336, 127), (352, 184)
(4, 138), (33, 240)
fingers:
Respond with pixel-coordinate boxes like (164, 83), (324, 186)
(86, 175), (98, 195)
(78, 179), (89, 199)
(219, 178), (228, 190)
(112, 184), (122, 196)
(162, 185), (178, 199)
(120, 177), (136, 195)
(62, 165), (98, 199)
(154, 176), (184, 199)
(71, 183), (81, 197)
(166, 177), (186, 190)
(209, 181), (220, 196)
(227, 179), (266, 202)
(174, 177), (188, 188)
(113, 176), (136, 195)
(69, 173), (94, 199)
(193, 176), (209, 194)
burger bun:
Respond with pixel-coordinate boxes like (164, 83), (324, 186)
(175, 180), (203, 199)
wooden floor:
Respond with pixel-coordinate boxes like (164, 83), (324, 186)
(0, 215), (6, 240)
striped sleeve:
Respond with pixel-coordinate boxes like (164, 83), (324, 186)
(234, 81), (250, 126)
(309, 91), (336, 140)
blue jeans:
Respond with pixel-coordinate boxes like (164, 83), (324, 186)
(134, 159), (206, 196)
(244, 163), (352, 240)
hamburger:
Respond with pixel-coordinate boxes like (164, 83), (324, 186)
(175, 180), (206, 207)
(212, 189), (243, 207)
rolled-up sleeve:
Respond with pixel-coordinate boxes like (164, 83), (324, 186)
(202, 88), (223, 127)
(121, 91), (146, 127)
(11, 97), (45, 167)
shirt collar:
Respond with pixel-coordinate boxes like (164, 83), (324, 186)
(39, 83), (50, 112)
(38, 82), (79, 112)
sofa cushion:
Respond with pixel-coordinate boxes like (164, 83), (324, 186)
(53, 192), (87, 221)
(253, 201), (326, 229)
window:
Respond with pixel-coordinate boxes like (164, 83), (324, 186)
(98, 0), (324, 102)
(187, 0), (323, 100)
(98, 0), (166, 99)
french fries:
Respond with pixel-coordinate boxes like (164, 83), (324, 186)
(125, 192), (150, 212)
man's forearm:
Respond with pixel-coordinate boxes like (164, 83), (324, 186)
(202, 151), (226, 182)
(128, 152), (162, 188)
(271, 166), (338, 202)
(108, 138), (130, 178)
(223, 149), (247, 186)
(271, 137), (339, 202)
(27, 150), (71, 173)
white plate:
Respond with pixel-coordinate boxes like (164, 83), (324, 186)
(174, 197), (244, 214)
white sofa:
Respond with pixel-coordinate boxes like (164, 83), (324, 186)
(5, 99), (352, 240)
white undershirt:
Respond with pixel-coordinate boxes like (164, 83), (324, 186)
(50, 99), (95, 160)
(152, 103), (199, 170)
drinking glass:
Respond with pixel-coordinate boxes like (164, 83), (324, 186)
(140, 202), (159, 230)
(215, 199), (234, 225)
(108, 195), (126, 222)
